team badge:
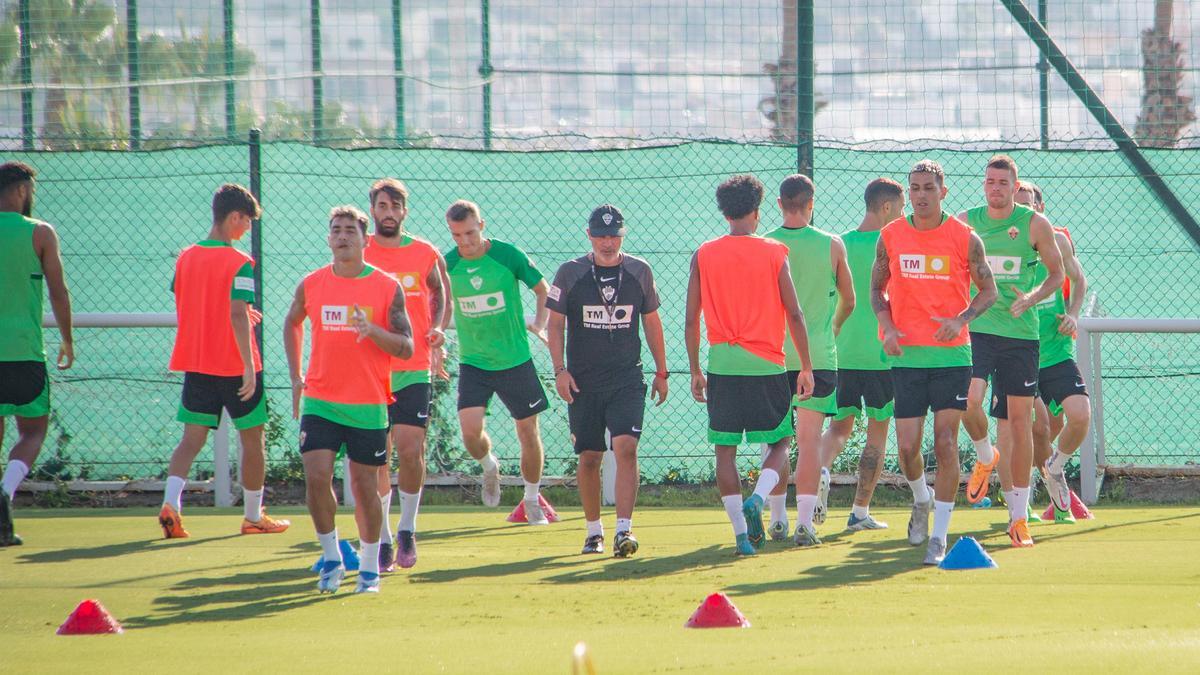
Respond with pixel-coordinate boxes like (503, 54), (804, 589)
(1008, 226), (1019, 240)
(470, 276), (483, 290)
(601, 285), (615, 302)
(602, 213), (614, 226)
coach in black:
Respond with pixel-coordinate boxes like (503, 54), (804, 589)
(547, 204), (668, 558)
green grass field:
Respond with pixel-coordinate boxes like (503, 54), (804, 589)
(2, 505), (1198, 673)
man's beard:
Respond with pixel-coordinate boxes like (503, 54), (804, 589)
(376, 221), (400, 237)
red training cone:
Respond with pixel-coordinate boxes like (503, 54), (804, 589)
(685, 592), (751, 628)
(57, 599), (123, 635)
(506, 494), (560, 523)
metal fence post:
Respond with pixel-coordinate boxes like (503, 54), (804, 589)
(479, 0), (493, 150)
(311, 0), (324, 144)
(224, 0), (237, 141)
(126, 0), (141, 150)
(392, 0), (406, 144)
(1076, 322), (1099, 504)
(249, 128), (264, 351)
(213, 413), (234, 507)
(1037, 0), (1049, 150)
(796, 0), (814, 178)
(18, 0), (32, 150)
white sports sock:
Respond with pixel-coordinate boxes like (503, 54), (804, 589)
(1048, 450), (1071, 473)
(1003, 489), (1019, 520)
(2, 459), (30, 498)
(586, 519), (603, 538)
(398, 490), (420, 532)
(163, 475), (186, 511)
(317, 529), (341, 563)
(359, 541), (380, 575)
(932, 500), (954, 541)
(752, 468), (780, 502)
(851, 504), (870, 520)
(795, 493), (818, 528)
(523, 481), (540, 501)
(242, 488), (264, 521)
(907, 475), (931, 504)
(479, 453), (499, 472)
(768, 495), (788, 523)
(615, 517), (632, 534)
(1011, 486), (1031, 521)
(721, 495), (748, 536)
(379, 491), (394, 544)
(974, 437), (994, 465)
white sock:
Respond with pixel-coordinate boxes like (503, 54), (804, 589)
(379, 491), (394, 544)
(479, 453), (499, 472)
(163, 475), (186, 511)
(851, 504), (870, 520)
(721, 494), (748, 536)
(932, 500), (954, 541)
(398, 490), (420, 532)
(615, 517), (632, 534)
(974, 437), (994, 464)
(1048, 450), (1071, 473)
(359, 540), (380, 575)
(795, 493), (818, 528)
(586, 519), (603, 538)
(752, 468), (780, 502)
(242, 488), (264, 521)
(1003, 489), (1019, 520)
(907, 475), (931, 504)
(318, 529), (341, 563)
(768, 494), (788, 523)
(1, 459), (29, 497)
(1011, 486), (1031, 521)
(523, 481), (539, 501)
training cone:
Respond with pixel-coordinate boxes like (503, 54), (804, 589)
(310, 538), (360, 572)
(1041, 490), (1095, 521)
(938, 537), (998, 570)
(684, 592), (751, 628)
(57, 599), (123, 635)
(506, 494), (560, 523)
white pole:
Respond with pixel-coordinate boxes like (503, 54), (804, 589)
(343, 455), (355, 507)
(1076, 323), (1098, 505)
(213, 412), (233, 508)
(601, 430), (616, 506)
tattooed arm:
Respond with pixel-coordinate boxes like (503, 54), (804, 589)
(351, 286), (415, 358)
(870, 236), (903, 355)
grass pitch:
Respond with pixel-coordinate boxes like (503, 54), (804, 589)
(1, 504), (1198, 673)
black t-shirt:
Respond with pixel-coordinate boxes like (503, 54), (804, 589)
(547, 253), (660, 392)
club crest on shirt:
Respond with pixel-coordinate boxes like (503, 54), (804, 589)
(470, 276), (483, 290)
(601, 285), (615, 302)
(1008, 226), (1019, 240)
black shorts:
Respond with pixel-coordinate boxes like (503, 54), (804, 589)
(388, 382), (433, 428)
(568, 381), (646, 454)
(457, 360), (549, 420)
(891, 366), (971, 419)
(786, 369), (836, 399)
(991, 359), (1089, 419)
(177, 371), (267, 430)
(835, 369), (894, 420)
(299, 414), (388, 466)
(970, 332), (1040, 398)
(0, 360), (46, 407)
(706, 372), (793, 445)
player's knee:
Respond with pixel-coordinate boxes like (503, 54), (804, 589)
(578, 451), (603, 472)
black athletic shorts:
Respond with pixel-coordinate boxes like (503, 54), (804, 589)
(706, 372), (793, 445)
(992, 359), (1088, 419)
(177, 371), (267, 430)
(299, 414), (388, 466)
(388, 382), (433, 428)
(834, 369), (894, 420)
(786, 369), (836, 399)
(568, 381), (646, 454)
(970, 331), (1040, 399)
(457, 359), (549, 420)
(0, 360), (46, 407)
(891, 366), (971, 419)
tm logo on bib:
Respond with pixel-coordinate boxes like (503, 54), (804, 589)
(986, 255), (1022, 279)
(898, 254), (950, 279)
(458, 292), (505, 316)
(582, 304), (634, 329)
(321, 305), (372, 332)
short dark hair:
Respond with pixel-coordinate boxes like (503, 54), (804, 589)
(328, 205), (368, 234)
(1017, 180), (1044, 206)
(864, 177), (904, 212)
(715, 174), (764, 220)
(987, 153), (1019, 180)
(778, 174), (815, 213)
(909, 159), (945, 187)
(369, 178), (409, 208)
(446, 199), (481, 222)
(211, 183), (261, 224)
(0, 161), (36, 194)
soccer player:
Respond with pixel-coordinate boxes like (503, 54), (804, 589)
(685, 174), (815, 556)
(441, 200), (554, 524)
(283, 206), (414, 594)
(362, 178), (449, 572)
(871, 159), (997, 565)
(958, 155), (1064, 548)
(0, 162), (74, 547)
(764, 175), (854, 541)
(547, 205), (668, 557)
(159, 184), (289, 539)
(820, 178), (905, 532)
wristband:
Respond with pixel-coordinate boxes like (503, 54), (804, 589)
(654, 371), (668, 379)
(554, 365), (568, 375)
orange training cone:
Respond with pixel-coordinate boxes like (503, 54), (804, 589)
(685, 592), (750, 628)
(506, 493), (560, 523)
(57, 599), (123, 635)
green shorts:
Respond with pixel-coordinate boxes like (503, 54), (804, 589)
(177, 371), (268, 430)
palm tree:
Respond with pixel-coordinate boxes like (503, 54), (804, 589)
(1134, 0), (1196, 147)
(759, 0), (826, 143)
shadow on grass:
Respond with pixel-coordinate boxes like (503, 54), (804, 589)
(724, 536), (922, 596)
(542, 544), (735, 584)
(15, 534), (242, 564)
(121, 568), (327, 628)
(409, 553), (594, 583)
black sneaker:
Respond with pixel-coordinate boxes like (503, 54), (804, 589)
(0, 490), (20, 547)
(379, 541), (396, 573)
(397, 530), (418, 569)
(581, 534), (604, 554)
(614, 530), (638, 558)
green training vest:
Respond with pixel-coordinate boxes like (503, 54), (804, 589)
(966, 204), (1040, 340)
(836, 229), (888, 370)
(765, 225), (837, 371)
(1034, 257), (1075, 368)
(0, 212), (45, 362)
